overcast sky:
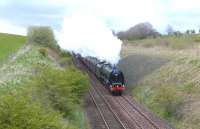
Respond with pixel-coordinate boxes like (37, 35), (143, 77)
(1, 0), (200, 35)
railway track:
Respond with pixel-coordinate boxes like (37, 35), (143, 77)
(88, 90), (110, 129)
(121, 96), (159, 129)
(74, 57), (173, 129)
(93, 76), (153, 129)
(121, 95), (173, 129)
(89, 80), (127, 129)
(89, 71), (140, 129)
(89, 69), (173, 129)
(115, 96), (158, 129)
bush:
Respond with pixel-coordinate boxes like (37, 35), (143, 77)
(0, 65), (89, 129)
(30, 66), (89, 117)
(0, 93), (68, 129)
(60, 51), (71, 58)
(38, 47), (48, 57)
(153, 86), (182, 119)
(59, 51), (72, 67)
(59, 57), (72, 67)
(27, 26), (59, 49)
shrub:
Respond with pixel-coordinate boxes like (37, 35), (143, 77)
(153, 86), (182, 119)
(30, 66), (89, 117)
(27, 26), (59, 49)
(59, 57), (72, 67)
(38, 47), (48, 57)
(59, 51), (73, 67)
(60, 51), (71, 58)
(0, 93), (68, 129)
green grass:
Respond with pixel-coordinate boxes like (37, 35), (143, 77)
(126, 34), (200, 49)
(0, 33), (27, 60)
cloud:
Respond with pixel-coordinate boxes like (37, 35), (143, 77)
(0, 19), (26, 35)
(1, 0), (200, 35)
(62, 0), (166, 31)
(0, 0), (66, 31)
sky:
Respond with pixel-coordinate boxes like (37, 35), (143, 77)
(1, 0), (200, 35)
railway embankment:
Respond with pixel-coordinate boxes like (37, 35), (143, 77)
(0, 29), (90, 129)
(119, 42), (200, 129)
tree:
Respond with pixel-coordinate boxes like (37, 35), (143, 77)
(186, 30), (190, 34)
(191, 30), (195, 34)
(174, 31), (182, 37)
(117, 22), (160, 40)
(27, 26), (58, 49)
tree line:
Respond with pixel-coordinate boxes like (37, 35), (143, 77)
(116, 23), (200, 40)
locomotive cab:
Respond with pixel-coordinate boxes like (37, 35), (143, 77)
(109, 67), (125, 95)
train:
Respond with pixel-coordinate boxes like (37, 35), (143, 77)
(76, 54), (125, 95)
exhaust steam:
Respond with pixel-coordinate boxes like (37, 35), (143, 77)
(58, 14), (122, 64)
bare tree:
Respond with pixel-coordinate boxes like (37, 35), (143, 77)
(117, 22), (160, 40)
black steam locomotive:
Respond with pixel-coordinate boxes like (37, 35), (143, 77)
(78, 55), (125, 95)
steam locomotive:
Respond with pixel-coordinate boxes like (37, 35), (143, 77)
(77, 55), (125, 95)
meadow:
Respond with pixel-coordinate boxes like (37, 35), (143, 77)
(0, 33), (27, 60)
(125, 34), (200, 49)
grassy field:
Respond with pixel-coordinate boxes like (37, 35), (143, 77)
(121, 38), (200, 129)
(125, 34), (200, 49)
(0, 33), (27, 61)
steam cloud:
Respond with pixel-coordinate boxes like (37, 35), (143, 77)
(57, 14), (122, 64)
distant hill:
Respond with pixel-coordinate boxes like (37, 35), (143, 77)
(0, 33), (27, 60)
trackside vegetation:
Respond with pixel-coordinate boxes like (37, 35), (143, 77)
(0, 27), (90, 129)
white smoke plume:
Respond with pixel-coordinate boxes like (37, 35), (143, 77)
(57, 14), (122, 64)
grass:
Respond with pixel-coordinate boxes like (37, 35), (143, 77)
(126, 34), (200, 49)
(121, 37), (200, 128)
(0, 33), (27, 61)
(132, 55), (200, 129)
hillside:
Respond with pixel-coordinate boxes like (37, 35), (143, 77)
(0, 32), (90, 129)
(0, 33), (27, 61)
(119, 36), (200, 129)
